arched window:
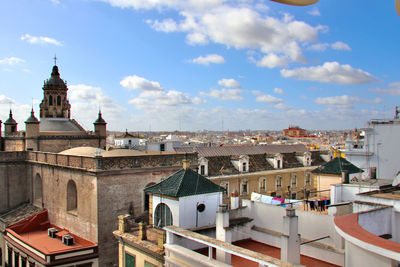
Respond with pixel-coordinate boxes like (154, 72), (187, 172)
(154, 203), (172, 227)
(49, 95), (53, 106)
(67, 180), (78, 212)
(57, 96), (61, 106)
(34, 174), (43, 206)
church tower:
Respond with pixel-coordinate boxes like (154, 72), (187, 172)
(39, 62), (71, 119)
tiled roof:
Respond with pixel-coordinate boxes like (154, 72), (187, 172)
(40, 119), (85, 132)
(312, 157), (363, 175)
(207, 156), (240, 176)
(175, 144), (307, 157)
(248, 154), (274, 172)
(144, 168), (225, 197)
(311, 151), (327, 166)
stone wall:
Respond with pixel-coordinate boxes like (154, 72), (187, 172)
(0, 152), (28, 213)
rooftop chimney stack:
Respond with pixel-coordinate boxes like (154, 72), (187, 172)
(281, 208), (301, 265)
(216, 204), (231, 264)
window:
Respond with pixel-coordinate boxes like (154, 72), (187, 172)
(275, 176), (282, 190)
(240, 180), (248, 195)
(305, 173), (311, 186)
(29, 261), (35, 267)
(49, 95), (53, 106)
(259, 177), (266, 192)
(57, 96), (61, 106)
(21, 257), (27, 267)
(154, 203), (173, 227)
(160, 144), (165, 151)
(242, 162), (247, 172)
(0, 247), (2, 266)
(7, 247), (12, 267)
(220, 182), (229, 197)
(200, 165), (205, 175)
(14, 251), (19, 267)
(125, 253), (136, 267)
(291, 174), (297, 188)
(67, 180), (78, 213)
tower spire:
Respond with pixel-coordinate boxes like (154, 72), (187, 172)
(54, 54), (57, 66)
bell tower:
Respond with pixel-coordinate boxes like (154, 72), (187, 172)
(39, 58), (71, 119)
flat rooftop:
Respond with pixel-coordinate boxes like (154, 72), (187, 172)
(6, 210), (97, 255)
(197, 239), (339, 267)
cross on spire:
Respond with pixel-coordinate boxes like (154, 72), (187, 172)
(54, 54), (57, 66)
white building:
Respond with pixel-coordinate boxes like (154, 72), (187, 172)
(144, 160), (225, 229)
(114, 130), (144, 148)
(342, 110), (400, 180)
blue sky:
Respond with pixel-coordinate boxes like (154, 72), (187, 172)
(0, 0), (399, 131)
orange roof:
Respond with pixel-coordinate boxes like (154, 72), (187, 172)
(6, 210), (97, 255)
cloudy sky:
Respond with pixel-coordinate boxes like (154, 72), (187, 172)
(0, 0), (399, 131)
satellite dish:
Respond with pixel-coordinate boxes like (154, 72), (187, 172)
(396, 0), (400, 17)
(270, 0), (319, 6)
(392, 171), (400, 187)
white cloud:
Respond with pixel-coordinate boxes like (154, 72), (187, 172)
(135, 2), (326, 65)
(274, 103), (290, 110)
(0, 57), (25, 65)
(50, 0), (60, 4)
(20, 34), (62, 46)
(191, 54), (225, 65)
(372, 82), (400, 95)
(256, 53), (287, 68)
(218, 78), (241, 88)
(331, 41), (351, 51)
(148, 18), (178, 32)
(314, 95), (383, 109)
(308, 7), (320, 16)
(69, 84), (125, 128)
(252, 90), (282, 103)
(307, 43), (329, 51)
(257, 94), (281, 103)
(281, 62), (377, 85)
(308, 41), (351, 52)
(0, 95), (16, 105)
(131, 90), (193, 106)
(120, 75), (164, 91)
(201, 88), (243, 101)
(274, 88), (285, 95)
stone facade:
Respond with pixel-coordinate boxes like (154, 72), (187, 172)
(0, 150), (197, 266)
(0, 64), (106, 153)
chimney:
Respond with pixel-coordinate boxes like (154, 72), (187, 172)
(341, 170), (349, 184)
(230, 190), (239, 209)
(281, 208), (301, 265)
(182, 153), (191, 169)
(138, 222), (147, 241)
(216, 204), (231, 264)
(118, 214), (130, 233)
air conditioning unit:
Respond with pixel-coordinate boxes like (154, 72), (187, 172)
(48, 228), (58, 238)
(62, 234), (74, 246)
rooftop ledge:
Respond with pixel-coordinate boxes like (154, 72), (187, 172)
(334, 213), (400, 261)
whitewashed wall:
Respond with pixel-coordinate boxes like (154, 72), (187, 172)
(178, 192), (222, 229)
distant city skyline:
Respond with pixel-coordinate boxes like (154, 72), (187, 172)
(0, 0), (399, 131)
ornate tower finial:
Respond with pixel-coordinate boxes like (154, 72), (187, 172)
(54, 54), (57, 66)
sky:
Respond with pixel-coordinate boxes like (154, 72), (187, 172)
(0, 0), (399, 132)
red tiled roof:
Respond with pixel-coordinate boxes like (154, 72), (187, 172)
(334, 213), (400, 253)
